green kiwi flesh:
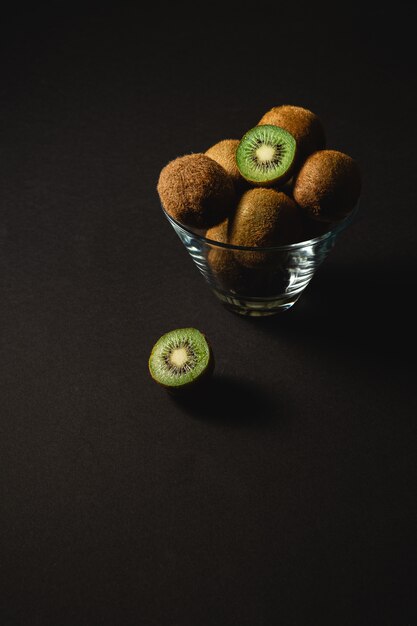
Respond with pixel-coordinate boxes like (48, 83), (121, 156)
(149, 328), (213, 391)
(236, 125), (297, 186)
(157, 153), (234, 229)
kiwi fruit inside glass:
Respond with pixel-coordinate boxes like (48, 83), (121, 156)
(228, 188), (304, 267)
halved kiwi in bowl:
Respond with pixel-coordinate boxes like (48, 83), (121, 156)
(236, 124), (297, 186)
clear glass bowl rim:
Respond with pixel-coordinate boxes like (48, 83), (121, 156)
(161, 202), (359, 252)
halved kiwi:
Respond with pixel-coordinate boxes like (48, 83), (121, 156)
(148, 328), (214, 391)
(236, 125), (297, 186)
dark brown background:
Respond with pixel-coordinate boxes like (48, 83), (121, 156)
(1, 4), (416, 625)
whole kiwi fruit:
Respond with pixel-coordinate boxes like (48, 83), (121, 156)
(206, 218), (242, 291)
(205, 139), (245, 190)
(207, 246), (243, 292)
(157, 153), (235, 229)
(229, 188), (304, 268)
(206, 219), (280, 295)
(258, 105), (325, 166)
(293, 149), (362, 222)
(205, 217), (230, 244)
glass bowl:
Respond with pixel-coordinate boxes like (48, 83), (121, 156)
(162, 203), (359, 317)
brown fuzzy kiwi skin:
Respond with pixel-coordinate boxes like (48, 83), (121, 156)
(205, 217), (230, 244)
(157, 153), (235, 229)
(228, 188), (305, 268)
(205, 212), (295, 296)
(258, 105), (325, 167)
(207, 240), (283, 296)
(206, 217), (241, 291)
(205, 139), (247, 191)
(205, 216), (267, 294)
(207, 247), (242, 292)
(208, 246), (293, 296)
(293, 149), (362, 223)
(205, 218), (231, 279)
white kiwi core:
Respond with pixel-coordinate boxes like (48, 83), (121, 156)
(169, 347), (189, 368)
(256, 145), (276, 162)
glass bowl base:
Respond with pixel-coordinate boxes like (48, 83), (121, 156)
(211, 288), (301, 316)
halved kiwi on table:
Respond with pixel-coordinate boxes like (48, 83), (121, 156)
(148, 328), (214, 392)
(236, 125), (297, 186)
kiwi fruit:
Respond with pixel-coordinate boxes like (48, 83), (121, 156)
(205, 218), (263, 294)
(205, 205), (294, 296)
(207, 246), (243, 293)
(205, 139), (245, 189)
(148, 327), (214, 391)
(258, 105), (325, 165)
(205, 217), (230, 244)
(207, 242), (283, 296)
(293, 149), (362, 222)
(229, 188), (305, 268)
(236, 125), (297, 186)
(205, 218), (240, 291)
(157, 153), (235, 229)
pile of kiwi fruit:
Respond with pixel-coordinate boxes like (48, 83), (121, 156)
(157, 104), (362, 295)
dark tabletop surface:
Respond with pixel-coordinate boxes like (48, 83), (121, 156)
(1, 4), (416, 625)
